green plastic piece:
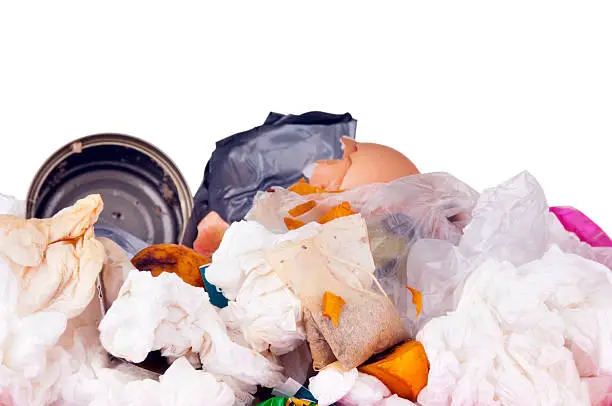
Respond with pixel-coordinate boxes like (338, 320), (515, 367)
(257, 397), (317, 406)
(257, 398), (287, 406)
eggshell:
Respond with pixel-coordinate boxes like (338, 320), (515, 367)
(310, 137), (419, 191)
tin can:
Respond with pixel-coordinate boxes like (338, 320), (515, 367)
(26, 133), (193, 245)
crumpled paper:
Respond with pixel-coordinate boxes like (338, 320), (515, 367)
(0, 194), (105, 318)
(99, 270), (285, 403)
(408, 172), (612, 405)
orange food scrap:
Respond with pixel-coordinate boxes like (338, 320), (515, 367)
(284, 217), (306, 230)
(288, 178), (326, 196)
(288, 200), (317, 217)
(292, 399), (314, 406)
(358, 340), (429, 402)
(406, 286), (423, 318)
(316, 202), (355, 224)
(322, 291), (346, 327)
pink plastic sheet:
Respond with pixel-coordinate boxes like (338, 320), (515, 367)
(550, 206), (612, 248)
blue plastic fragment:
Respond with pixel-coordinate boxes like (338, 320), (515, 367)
(294, 386), (317, 403)
(271, 378), (318, 403)
(200, 265), (229, 308)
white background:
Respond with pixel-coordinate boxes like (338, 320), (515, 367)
(1, 2), (611, 230)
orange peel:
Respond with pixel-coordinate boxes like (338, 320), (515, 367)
(288, 178), (326, 196)
(317, 202), (355, 224)
(284, 217), (306, 230)
(322, 291), (346, 327)
(406, 286), (423, 318)
(358, 340), (429, 401)
(288, 200), (316, 217)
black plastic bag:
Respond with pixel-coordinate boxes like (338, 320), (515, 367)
(182, 111), (356, 247)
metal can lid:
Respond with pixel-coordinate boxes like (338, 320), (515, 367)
(27, 133), (193, 245)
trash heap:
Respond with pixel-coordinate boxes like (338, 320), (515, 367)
(2, 113), (612, 406)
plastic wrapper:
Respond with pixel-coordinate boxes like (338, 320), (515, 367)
(548, 215), (612, 270)
(182, 111), (357, 248)
(98, 237), (137, 310)
(270, 375), (317, 402)
(257, 397), (316, 406)
(585, 376), (612, 406)
(550, 206), (612, 248)
(402, 171), (612, 405)
(275, 343), (315, 390)
(94, 223), (149, 258)
(247, 172), (479, 333)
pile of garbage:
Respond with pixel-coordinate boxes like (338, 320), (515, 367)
(2, 112), (612, 406)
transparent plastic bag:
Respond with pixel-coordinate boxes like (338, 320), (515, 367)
(419, 169), (612, 313)
(403, 171), (612, 404)
(359, 173), (478, 329)
(247, 172), (479, 332)
(404, 171), (561, 335)
(94, 223), (149, 258)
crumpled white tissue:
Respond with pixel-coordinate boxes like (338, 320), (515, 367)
(206, 220), (306, 356)
(1, 246), (238, 406)
(417, 247), (612, 405)
(107, 357), (235, 406)
(308, 362), (392, 406)
(407, 172), (612, 405)
(99, 270), (285, 400)
(206, 215), (377, 358)
(0, 193), (251, 406)
(378, 395), (417, 405)
(0, 258), (68, 405)
(405, 171), (612, 334)
(0, 193), (25, 217)
(0, 258), (129, 405)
